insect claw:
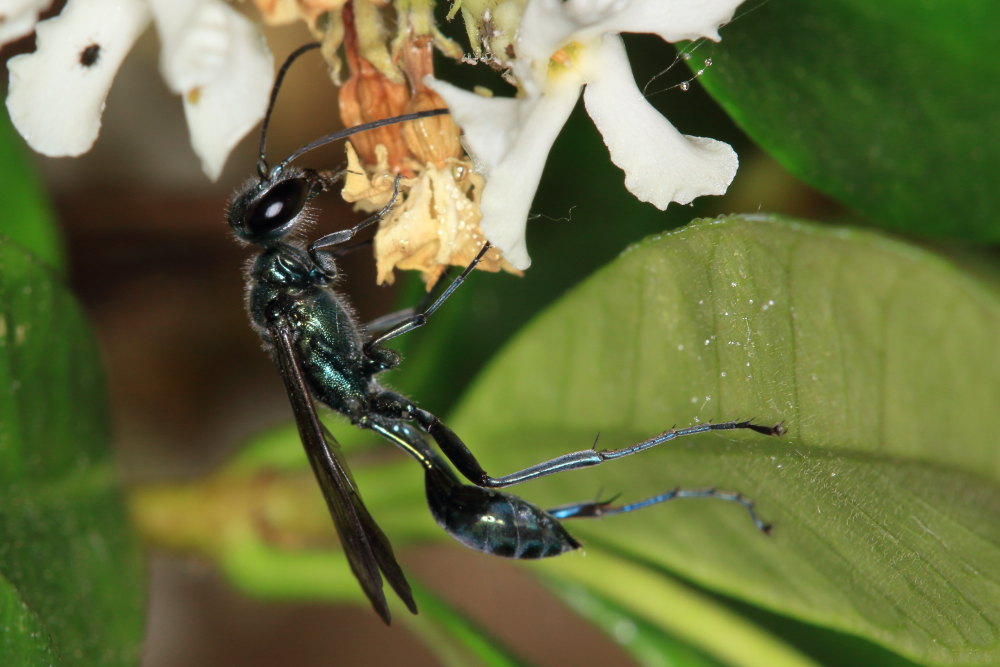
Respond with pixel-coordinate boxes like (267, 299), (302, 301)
(597, 492), (622, 506)
(744, 421), (785, 436)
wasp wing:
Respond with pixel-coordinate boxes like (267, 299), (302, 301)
(269, 324), (417, 623)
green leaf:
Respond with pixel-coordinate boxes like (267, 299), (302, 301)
(544, 566), (789, 667)
(448, 215), (1000, 665)
(403, 581), (527, 667)
(0, 113), (65, 272)
(1, 577), (56, 666)
(0, 238), (144, 665)
(132, 461), (525, 666)
(699, 0), (1000, 239)
(133, 215), (999, 664)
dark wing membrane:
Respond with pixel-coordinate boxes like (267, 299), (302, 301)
(269, 324), (416, 623)
(316, 421), (416, 611)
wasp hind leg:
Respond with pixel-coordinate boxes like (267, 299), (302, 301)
(546, 487), (773, 535)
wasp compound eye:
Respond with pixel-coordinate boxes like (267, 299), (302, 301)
(231, 176), (312, 243)
(248, 177), (311, 238)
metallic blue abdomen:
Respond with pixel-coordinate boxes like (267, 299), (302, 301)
(424, 467), (580, 559)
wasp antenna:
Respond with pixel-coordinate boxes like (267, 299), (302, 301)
(277, 108), (450, 171)
(258, 42), (322, 179)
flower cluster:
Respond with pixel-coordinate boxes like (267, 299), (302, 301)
(333, 1), (516, 285)
(3, 0), (745, 278)
(4, 0), (273, 179)
(429, 0), (744, 269)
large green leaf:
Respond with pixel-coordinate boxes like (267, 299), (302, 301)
(541, 554), (817, 667)
(544, 578), (729, 667)
(0, 114), (64, 272)
(0, 238), (144, 665)
(699, 0), (1000, 239)
(447, 215), (1000, 665)
(132, 215), (999, 664)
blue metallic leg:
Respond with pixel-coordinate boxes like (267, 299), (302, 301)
(364, 267), (454, 335)
(364, 242), (492, 350)
(309, 176), (401, 252)
(547, 487), (772, 534)
(413, 413), (784, 489)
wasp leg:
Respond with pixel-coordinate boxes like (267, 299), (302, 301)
(364, 243), (491, 350)
(309, 176), (402, 253)
(546, 487), (772, 534)
(326, 237), (373, 259)
(364, 267), (454, 336)
(412, 411), (785, 489)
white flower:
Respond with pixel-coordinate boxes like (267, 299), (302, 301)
(0, 0), (53, 44)
(428, 0), (744, 269)
(4, 0), (273, 180)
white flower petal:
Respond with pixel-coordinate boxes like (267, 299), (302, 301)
(516, 0), (587, 65)
(150, 0), (273, 179)
(583, 35), (737, 208)
(426, 76), (523, 174)
(563, 0), (745, 42)
(429, 75), (583, 269)
(0, 0), (53, 44)
(150, 0), (222, 91)
(5, 0), (150, 156)
(478, 92), (579, 270)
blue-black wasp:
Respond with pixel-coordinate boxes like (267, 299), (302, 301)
(227, 43), (785, 624)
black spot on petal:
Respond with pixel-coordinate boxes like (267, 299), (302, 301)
(80, 44), (100, 67)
